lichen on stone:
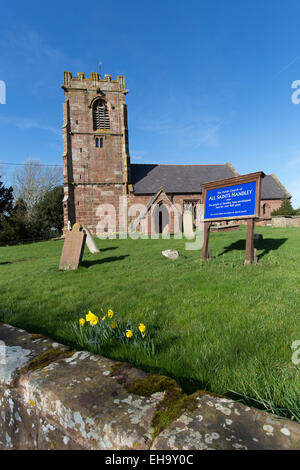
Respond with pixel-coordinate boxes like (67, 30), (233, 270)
(23, 347), (75, 372)
(110, 366), (198, 440)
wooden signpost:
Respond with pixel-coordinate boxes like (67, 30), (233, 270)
(201, 171), (265, 265)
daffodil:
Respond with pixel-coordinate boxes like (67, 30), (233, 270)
(102, 316), (106, 321)
(138, 323), (146, 334)
(86, 310), (94, 322)
(86, 311), (99, 325)
(89, 314), (99, 325)
(110, 321), (117, 329)
(79, 318), (85, 326)
(126, 329), (133, 338)
(108, 309), (114, 318)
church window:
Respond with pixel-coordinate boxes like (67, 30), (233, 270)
(93, 100), (110, 130)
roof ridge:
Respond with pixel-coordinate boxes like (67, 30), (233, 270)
(131, 163), (227, 166)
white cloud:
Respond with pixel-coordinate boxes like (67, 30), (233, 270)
(0, 115), (60, 136)
(138, 113), (227, 148)
(0, 27), (83, 69)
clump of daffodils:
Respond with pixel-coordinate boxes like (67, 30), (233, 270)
(75, 307), (154, 357)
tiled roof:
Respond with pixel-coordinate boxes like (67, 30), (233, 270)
(131, 164), (236, 194)
(131, 164), (290, 200)
(261, 174), (290, 200)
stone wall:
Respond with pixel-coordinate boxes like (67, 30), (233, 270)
(1, 323), (299, 450)
(271, 216), (300, 228)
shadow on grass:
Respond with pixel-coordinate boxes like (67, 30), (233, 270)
(81, 255), (129, 268)
(0, 258), (35, 266)
(99, 247), (118, 252)
(218, 238), (288, 260)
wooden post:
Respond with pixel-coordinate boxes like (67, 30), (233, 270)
(201, 222), (211, 261)
(245, 218), (255, 265)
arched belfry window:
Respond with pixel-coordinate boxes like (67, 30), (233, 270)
(93, 100), (110, 130)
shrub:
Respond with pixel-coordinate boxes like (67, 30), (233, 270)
(271, 198), (299, 216)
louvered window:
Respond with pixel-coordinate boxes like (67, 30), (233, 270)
(93, 100), (110, 130)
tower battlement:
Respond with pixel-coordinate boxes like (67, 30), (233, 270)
(63, 71), (126, 91)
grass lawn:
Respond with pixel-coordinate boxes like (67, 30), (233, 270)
(0, 225), (299, 421)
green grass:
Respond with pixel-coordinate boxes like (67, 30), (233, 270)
(0, 226), (299, 421)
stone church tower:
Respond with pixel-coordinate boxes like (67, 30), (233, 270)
(62, 71), (130, 234)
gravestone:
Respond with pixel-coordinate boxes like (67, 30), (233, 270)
(59, 223), (86, 270)
(82, 225), (100, 254)
(183, 204), (194, 238)
(162, 223), (170, 238)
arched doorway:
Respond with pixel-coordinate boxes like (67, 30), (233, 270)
(153, 203), (170, 234)
(262, 203), (270, 217)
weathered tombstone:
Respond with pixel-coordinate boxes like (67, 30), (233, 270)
(162, 223), (170, 238)
(183, 203), (194, 238)
(82, 225), (100, 254)
(59, 223), (86, 270)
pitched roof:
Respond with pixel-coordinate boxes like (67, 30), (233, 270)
(261, 174), (291, 200)
(131, 164), (236, 194)
(131, 164), (290, 200)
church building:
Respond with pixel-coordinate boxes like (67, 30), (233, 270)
(61, 71), (291, 235)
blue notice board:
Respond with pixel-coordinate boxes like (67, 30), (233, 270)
(204, 181), (257, 220)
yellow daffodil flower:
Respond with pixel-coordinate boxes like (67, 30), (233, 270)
(126, 329), (133, 338)
(87, 312), (99, 325)
(108, 309), (114, 318)
(102, 316), (106, 321)
(86, 310), (94, 322)
(79, 318), (85, 326)
(138, 323), (146, 334)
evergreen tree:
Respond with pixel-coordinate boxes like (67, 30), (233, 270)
(31, 185), (64, 238)
(0, 177), (13, 229)
(271, 198), (299, 216)
(0, 198), (30, 245)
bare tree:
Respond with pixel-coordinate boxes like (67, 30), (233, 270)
(13, 159), (62, 216)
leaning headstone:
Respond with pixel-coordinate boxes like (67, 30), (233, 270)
(162, 249), (179, 260)
(59, 223), (86, 270)
(82, 225), (99, 254)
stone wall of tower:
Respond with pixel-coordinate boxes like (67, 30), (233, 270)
(62, 71), (130, 234)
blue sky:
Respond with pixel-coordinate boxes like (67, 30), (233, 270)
(1, 0), (300, 205)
